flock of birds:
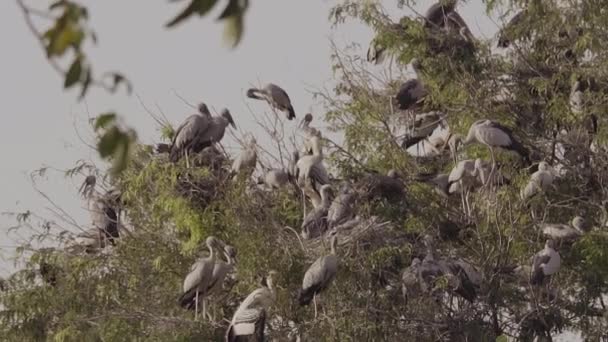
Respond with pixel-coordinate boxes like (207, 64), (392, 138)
(66, 1), (604, 340)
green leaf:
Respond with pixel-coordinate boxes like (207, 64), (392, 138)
(94, 113), (117, 132)
(64, 57), (82, 88)
(110, 133), (132, 175)
(496, 335), (508, 342)
(166, 0), (219, 28)
(222, 15), (244, 48)
(47, 24), (84, 57)
(217, 0), (247, 20)
(97, 127), (120, 158)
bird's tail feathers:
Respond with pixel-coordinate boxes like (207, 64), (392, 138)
(178, 288), (197, 309)
(169, 147), (181, 163)
(288, 106), (296, 120)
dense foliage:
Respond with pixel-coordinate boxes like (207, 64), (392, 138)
(3, 0), (608, 341)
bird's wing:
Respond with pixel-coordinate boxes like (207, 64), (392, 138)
(532, 253), (551, 270)
(171, 115), (198, 148)
(302, 256), (326, 290)
(183, 261), (204, 292)
(268, 84), (292, 107)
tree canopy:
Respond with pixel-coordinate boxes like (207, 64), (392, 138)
(3, 0), (608, 341)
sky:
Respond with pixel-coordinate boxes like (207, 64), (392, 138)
(0, 1), (578, 340)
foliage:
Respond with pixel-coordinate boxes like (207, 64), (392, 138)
(5, 0), (608, 341)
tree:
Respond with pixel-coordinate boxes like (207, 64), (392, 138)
(2, 0), (608, 341)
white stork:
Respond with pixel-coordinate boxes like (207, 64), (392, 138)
(247, 83), (295, 120)
(226, 270), (278, 342)
(299, 231), (338, 318)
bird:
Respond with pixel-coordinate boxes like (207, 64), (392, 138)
(520, 161), (556, 200)
(451, 120), (530, 177)
(530, 239), (561, 286)
(415, 172), (451, 198)
(395, 59), (427, 111)
(540, 216), (587, 242)
(231, 136), (258, 180)
(439, 251), (482, 302)
(404, 120), (452, 158)
(357, 169), (405, 202)
(192, 108), (237, 151)
(299, 231), (339, 318)
(206, 245), (237, 297)
(178, 236), (224, 320)
(71, 227), (106, 253)
(247, 83), (295, 120)
(418, 235), (447, 296)
(570, 80), (584, 115)
(327, 183), (357, 229)
(424, 0), (458, 29)
(80, 177), (121, 248)
(401, 257), (421, 304)
(169, 103), (212, 167)
(226, 270), (278, 342)
(301, 184), (333, 239)
(258, 168), (289, 189)
(296, 136), (330, 209)
(298, 113), (321, 155)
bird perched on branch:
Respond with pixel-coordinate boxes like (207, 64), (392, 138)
(247, 83), (295, 120)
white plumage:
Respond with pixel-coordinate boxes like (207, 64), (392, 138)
(531, 239), (561, 285)
(520, 162), (556, 200)
(226, 270), (278, 342)
(296, 136), (330, 208)
(231, 137), (257, 179)
(541, 216), (586, 241)
(259, 168), (289, 189)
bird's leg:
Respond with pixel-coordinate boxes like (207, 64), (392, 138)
(302, 189), (307, 218)
(313, 293), (318, 319)
(487, 147), (496, 186)
(194, 290), (199, 321)
(202, 298), (207, 321)
(185, 150), (191, 169)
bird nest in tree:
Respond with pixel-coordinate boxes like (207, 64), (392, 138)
(303, 216), (407, 259)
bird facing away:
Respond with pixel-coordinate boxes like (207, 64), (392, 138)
(531, 239), (561, 285)
(299, 232), (338, 318)
(520, 162), (556, 200)
(247, 83), (295, 120)
(327, 183), (357, 229)
(226, 270), (278, 342)
(453, 120), (530, 165)
(179, 236), (224, 320)
(541, 216), (587, 242)
(231, 137), (258, 180)
(395, 59), (427, 111)
(258, 168), (289, 189)
(169, 103), (212, 166)
(301, 185), (333, 239)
